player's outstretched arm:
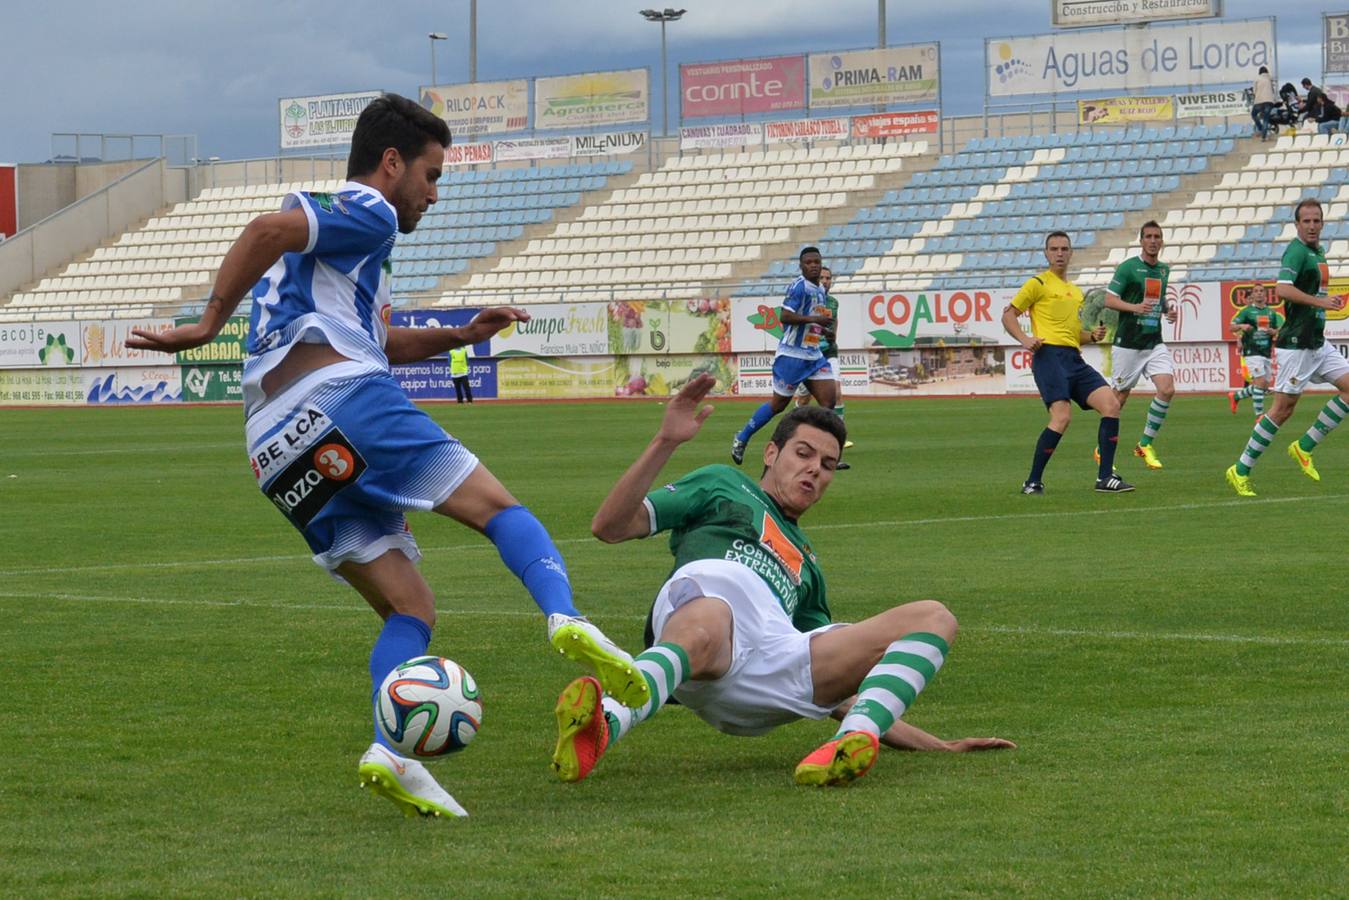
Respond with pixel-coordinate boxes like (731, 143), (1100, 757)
(125, 209), (309, 353)
(385, 307), (530, 364)
(591, 373), (716, 543)
(831, 699), (1016, 752)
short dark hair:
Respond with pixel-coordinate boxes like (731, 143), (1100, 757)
(1258, 66), (1269, 75)
(1139, 220), (1162, 238)
(1294, 197), (1323, 220)
(820, 266), (832, 274)
(346, 93), (451, 179)
(1302, 78), (1313, 87)
(767, 406), (846, 458)
(1044, 230), (1071, 250)
(799, 246), (821, 260)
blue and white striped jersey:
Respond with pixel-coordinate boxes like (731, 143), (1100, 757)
(776, 275), (829, 361)
(242, 181), (397, 413)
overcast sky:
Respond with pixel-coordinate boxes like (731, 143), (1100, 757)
(0, 0), (1330, 164)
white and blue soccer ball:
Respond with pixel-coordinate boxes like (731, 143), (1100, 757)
(375, 656), (482, 758)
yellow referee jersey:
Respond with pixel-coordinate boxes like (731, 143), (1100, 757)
(1011, 269), (1084, 349)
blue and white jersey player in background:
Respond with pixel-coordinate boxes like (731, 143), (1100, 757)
(732, 247), (844, 467)
(126, 93), (647, 821)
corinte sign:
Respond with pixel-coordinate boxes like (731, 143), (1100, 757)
(680, 55), (806, 118)
(419, 79), (529, 137)
(1052, 0), (1221, 29)
(988, 18), (1274, 97)
(279, 91), (381, 149)
(534, 68), (649, 129)
(807, 45), (939, 109)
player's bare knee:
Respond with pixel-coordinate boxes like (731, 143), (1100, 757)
(1048, 411), (1071, 431)
(1156, 385), (1176, 402)
(660, 598), (732, 677)
(911, 599), (957, 641)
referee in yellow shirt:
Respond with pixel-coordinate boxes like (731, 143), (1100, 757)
(1001, 231), (1133, 494)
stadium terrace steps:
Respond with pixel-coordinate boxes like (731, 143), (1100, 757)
(1072, 137), (1266, 285)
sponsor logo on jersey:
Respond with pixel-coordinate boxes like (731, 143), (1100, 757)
(265, 426), (367, 528)
(758, 512), (804, 584)
(250, 404), (329, 483)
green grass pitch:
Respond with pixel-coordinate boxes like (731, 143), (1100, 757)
(1, 395), (1345, 896)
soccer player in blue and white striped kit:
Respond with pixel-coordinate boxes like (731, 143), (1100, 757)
(127, 94), (646, 819)
(732, 247), (841, 465)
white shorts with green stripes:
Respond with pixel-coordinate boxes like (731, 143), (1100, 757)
(650, 558), (844, 737)
(1273, 344), (1349, 395)
(1242, 355), (1272, 381)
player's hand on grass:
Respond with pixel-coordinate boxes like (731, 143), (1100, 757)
(943, 736), (1017, 752)
(461, 306), (530, 343)
(658, 372), (716, 445)
(125, 323), (212, 353)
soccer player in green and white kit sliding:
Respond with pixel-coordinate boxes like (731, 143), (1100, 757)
(550, 374), (1013, 786)
(1227, 282), (1283, 418)
(1227, 199), (1349, 497)
(1103, 221), (1177, 470)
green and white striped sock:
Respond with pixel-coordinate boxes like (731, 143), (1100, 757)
(1298, 396), (1349, 453)
(836, 633), (949, 738)
(834, 404), (845, 419)
(1139, 398), (1170, 447)
(1252, 387), (1265, 417)
(601, 642), (690, 744)
(1234, 386), (1253, 400)
(1237, 415), (1281, 475)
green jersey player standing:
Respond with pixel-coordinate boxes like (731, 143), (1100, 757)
(1103, 221), (1176, 470)
(550, 374), (1013, 787)
(1227, 283), (1284, 418)
(1227, 198), (1349, 497)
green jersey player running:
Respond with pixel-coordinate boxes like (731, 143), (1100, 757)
(1227, 283), (1283, 418)
(1103, 221), (1177, 470)
(1227, 198), (1349, 497)
(550, 374), (1013, 787)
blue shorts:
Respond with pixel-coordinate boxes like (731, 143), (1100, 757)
(1031, 345), (1108, 410)
(245, 366), (479, 571)
(771, 354), (833, 397)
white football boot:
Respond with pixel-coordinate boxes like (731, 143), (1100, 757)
(357, 742), (468, 819)
(546, 613), (648, 709)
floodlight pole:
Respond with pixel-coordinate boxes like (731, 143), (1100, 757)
(429, 32), (449, 87)
(641, 9), (687, 137)
(469, 0), (477, 82)
(878, 0), (886, 49)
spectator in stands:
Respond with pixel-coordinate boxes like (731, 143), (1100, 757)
(1251, 66), (1277, 141)
(1301, 78), (1342, 136)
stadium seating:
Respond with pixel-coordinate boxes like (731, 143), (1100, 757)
(437, 142), (926, 305)
(1, 161), (631, 321)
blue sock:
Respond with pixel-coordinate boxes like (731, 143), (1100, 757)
(1098, 417), (1120, 479)
(1027, 427), (1062, 483)
(483, 505), (579, 618)
(736, 402), (777, 444)
(370, 613), (432, 750)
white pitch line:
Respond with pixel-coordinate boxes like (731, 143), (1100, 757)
(2, 492), (1345, 579)
(1, 589), (1345, 648)
(0, 442), (241, 458)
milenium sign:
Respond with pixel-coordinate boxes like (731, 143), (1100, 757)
(988, 17), (1271, 97)
(1052, 0), (1221, 29)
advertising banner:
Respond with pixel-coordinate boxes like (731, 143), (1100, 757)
(764, 118), (851, 143)
(175, 316), (248, 365)
(680, 55), (806, 119)
(394, 358), (498, 401)
(389, 309), (490, 356)
(0, 321), (82, 369)
(80, 319), (175, 368)
(0, 164), (15, 238)
(1326, 13), (1349, 75)
(1160, 280), (1225, 343)
(1078, 95), (1174, 124)
(180, 364), (242, 402)
(444, 142), (495, 166)
(807, 45), (939, 109)
(679, 123), (764, 150)
(534, 68), (649, 130)
(571, 131), (647, 156)
(850, 110), (940, 138)
(492, 299), (732, 358)
(1175, 90), (1248, 118)
(1052, 0), (1220, 29)
(84, 367), (183, 404)
(279, 91), (381, 150)
(736, 351), (867, 396)
(988, 18), (1274, 97)
(419, 79), (529, 137)
(493, 137), (572, 162)
(0, 368), (90, 404)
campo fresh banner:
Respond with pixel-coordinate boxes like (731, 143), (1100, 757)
(175, 316), (248, 364)
(534, 68), (648, 130)
(1078, 95), (1174, 124)
(988, 18), (1274, 98)
(495, 354), (735, 399)
(491, 299), (731, 358)
(419, 79), (529, 137)
(0, 321), (82, 368)
(279, 91), (381, 150)
(807, 45), (939, 109)
(181, 365), (242, 402)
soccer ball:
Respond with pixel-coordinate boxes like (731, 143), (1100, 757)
(375, 656), (482, 758)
